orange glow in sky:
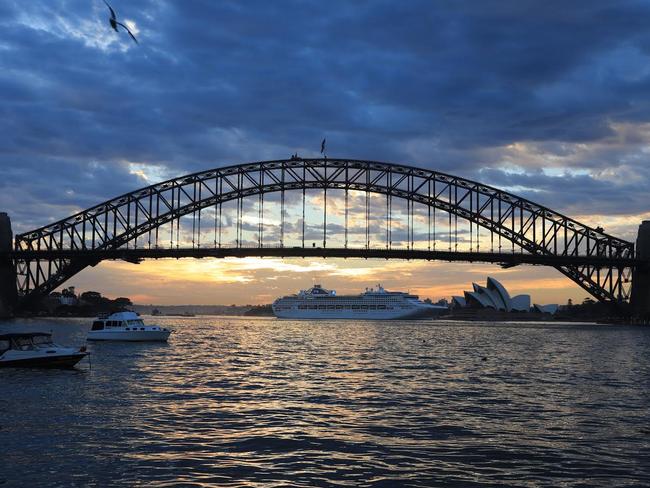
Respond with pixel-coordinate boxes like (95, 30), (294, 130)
(67, 257), (587, 306)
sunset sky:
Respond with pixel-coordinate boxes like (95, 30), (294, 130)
(2, 0), (649, 305)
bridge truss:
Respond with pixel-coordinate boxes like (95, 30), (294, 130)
(12, 159), (636, 306)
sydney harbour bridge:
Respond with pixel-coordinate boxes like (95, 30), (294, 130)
(0, 158), (648, 317)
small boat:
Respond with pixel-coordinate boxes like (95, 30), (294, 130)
(87, 311), (172, 342)
(0, 332), (88, 368)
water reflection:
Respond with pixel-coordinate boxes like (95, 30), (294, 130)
(1, 317), (650, 487)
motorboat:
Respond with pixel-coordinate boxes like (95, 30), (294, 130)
(87, 311), (172, 341)
(0, 332), (88, 368)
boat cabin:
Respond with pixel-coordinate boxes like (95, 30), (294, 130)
(91, 312), (147, 331)
(0, 333), (54, 353)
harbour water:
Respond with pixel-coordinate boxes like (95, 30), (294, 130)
(1, 316), (649, 487)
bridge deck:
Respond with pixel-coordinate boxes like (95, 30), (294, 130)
(6, 247), (641, 268)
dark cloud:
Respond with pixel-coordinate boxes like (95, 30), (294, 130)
(1, 0), (650, 235)
(479, 166), (650, 217)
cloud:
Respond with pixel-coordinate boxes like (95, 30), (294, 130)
(69, 257), (585, 306)
(2, 1), (649, 302)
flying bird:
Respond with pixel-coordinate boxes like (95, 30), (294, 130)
(103, 0), (138, 44)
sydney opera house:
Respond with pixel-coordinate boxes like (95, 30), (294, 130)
(451, 277), (557, 314)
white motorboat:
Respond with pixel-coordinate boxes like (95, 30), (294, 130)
(87, 311), (172, 341)
(0, 332), (87, 368)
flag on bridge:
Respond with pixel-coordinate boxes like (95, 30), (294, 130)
(321, 138), (326, 154)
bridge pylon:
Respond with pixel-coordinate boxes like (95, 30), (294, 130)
(631, 220), (650, 322)
(0, 213), (17, 318)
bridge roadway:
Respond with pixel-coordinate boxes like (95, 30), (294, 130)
(6, 247), (642, 268)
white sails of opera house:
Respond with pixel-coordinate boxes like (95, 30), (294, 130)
(451, 277), (558, 314)
(272, 284), (447, 320)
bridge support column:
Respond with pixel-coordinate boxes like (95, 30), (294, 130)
(631, 220), (650, 323)
(0, 213), (16, 318)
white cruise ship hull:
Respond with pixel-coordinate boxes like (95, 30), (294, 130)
(273, 306), (444, 320)
(272, 284), (448, 320)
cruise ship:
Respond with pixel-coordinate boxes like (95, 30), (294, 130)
(272, 284), (447, 320)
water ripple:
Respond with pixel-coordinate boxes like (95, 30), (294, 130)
(1, 318), (650, 487)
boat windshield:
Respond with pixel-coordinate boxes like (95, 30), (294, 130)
(127, 319), (144, 327)
(33, 335), (53, 345)
(12, 337), (36, 350)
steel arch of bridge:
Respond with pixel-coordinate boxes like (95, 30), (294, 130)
(13, 158), (636, 305)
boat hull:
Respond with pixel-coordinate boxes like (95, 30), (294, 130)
(273, 307), (445, 320)
(0, 353), (87, 368)
(87, 330), (171, 341)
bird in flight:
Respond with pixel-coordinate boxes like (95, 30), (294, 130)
(103, 0), (138, 44)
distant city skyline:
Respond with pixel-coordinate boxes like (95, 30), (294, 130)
(3, 1), (649, 305)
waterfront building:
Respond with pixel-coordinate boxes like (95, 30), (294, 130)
(451, 277), (556, 315)
(51, 286), (78, 306)
(532, 303), (559, 314)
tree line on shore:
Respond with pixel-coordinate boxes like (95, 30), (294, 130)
(37, 287), (133, 317)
